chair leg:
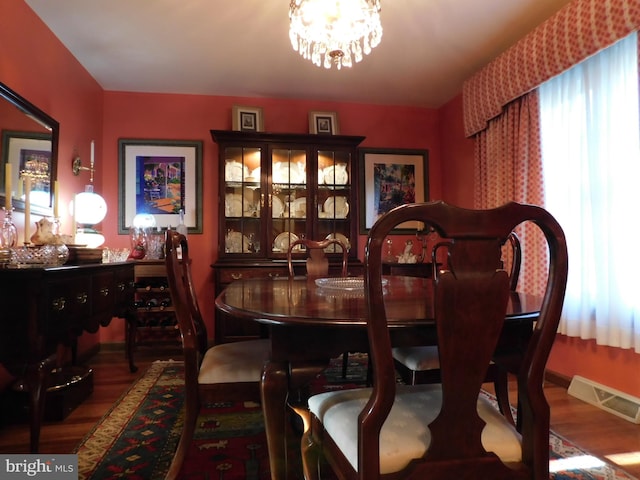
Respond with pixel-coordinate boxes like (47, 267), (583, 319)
(341, 352), (349, 378)
(164, 399), (198, 480)
(493, 367), (516, 428)
(289, 402), (321, 480)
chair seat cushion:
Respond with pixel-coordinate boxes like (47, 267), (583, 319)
(391, 346), (440, 371)
(308, 384), (522, 475)
(198, 339), (269, 384)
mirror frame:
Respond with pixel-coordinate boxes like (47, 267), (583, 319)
(0, 82), (59, 216)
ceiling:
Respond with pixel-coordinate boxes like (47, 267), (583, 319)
(25, 0), (572, 108)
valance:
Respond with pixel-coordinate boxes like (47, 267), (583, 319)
(462, 0), (640, 137)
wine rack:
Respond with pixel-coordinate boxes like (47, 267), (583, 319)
(130, 259), (179, 354)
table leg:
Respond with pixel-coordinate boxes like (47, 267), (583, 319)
(262, 359), (330, 480)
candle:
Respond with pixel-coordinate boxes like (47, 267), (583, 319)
(53, 180), (59, 218)
(4, 163), (11, 210)
(90, 140), (95, 169)
(24, 176), (31, 244)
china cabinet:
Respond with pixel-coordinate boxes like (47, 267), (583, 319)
(210, 130), (365, 343)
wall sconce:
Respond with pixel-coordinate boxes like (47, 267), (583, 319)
(71, 140), (95, 182)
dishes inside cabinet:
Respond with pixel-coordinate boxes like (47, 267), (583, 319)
(323, 165), (348, 185)
(273, 232), (299, 252)
(272, 195), (284, 218)
(225, 231), (250, 253)
(225, 161), (249, 182)
(273, 162), (305, 184)
(323, 196), (349, 218)
(225, 194), (250, 217)
(291, 197), (306, 218)
(324, 233), (350, 252)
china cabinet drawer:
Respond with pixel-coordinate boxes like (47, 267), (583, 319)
(218, 266), (288, 284)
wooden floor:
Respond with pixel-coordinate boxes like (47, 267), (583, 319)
(0, 347), (638, 479)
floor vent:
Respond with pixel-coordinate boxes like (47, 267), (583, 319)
(568, 375), (640, 424)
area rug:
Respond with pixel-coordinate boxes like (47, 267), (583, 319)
(75, 359), (638, 480)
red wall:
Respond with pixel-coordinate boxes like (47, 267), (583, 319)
(4, 1), (640, 399)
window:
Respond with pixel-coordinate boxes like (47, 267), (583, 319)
(539, 32), (640, 351)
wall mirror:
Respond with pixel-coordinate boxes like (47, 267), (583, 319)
(0, 82), (58, 216)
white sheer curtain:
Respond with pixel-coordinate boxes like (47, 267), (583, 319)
(539, 32), (640, 351)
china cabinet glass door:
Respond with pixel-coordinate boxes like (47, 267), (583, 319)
(314, 149), (353, 254)
(270, 147), (307, 255)
(222, 146), (262, 255)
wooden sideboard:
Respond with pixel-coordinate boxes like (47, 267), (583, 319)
(0, 261), (135, 452)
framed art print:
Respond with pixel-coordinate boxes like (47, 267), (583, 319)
(118, 138), (203, 234)
(359, 147), (429, 233)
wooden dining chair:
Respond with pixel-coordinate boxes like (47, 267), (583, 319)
(300, 201), (568, 480)
(287, 237), (353, 377)
(391, 232), (522, 425)
(163, 230), (270, 480)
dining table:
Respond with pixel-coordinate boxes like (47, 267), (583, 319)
(215, 275), (542, 480)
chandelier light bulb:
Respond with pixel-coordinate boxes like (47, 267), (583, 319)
(289, 0), (382, 70)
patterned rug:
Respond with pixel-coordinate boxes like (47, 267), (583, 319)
(75, 359), (638, 480)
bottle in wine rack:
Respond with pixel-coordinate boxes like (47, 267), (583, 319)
(145, 298), (159, 310)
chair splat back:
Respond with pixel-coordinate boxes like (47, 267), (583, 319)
(287, 237), (348, 278)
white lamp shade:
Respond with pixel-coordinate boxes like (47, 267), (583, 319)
(75, 230), (105, 248)
(73, 191), (107, 225)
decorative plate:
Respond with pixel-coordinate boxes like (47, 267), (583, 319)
(225, 194), (250, 217)
(273, 232), (299, 252)
(225, 161), (248, 182)
(272, 195), (284, 218)
(323, 196), (349, 218)
(324, 233), (350, 252)
(291, 197), (306, 218)
(323, 165), (348, 185)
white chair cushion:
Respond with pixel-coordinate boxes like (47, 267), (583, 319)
(198, 339), (269, 384)
(308, 384), (522, 475)
(392, 346), (440, 371)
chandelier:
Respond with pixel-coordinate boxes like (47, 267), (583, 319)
(289, 0), (382, 70)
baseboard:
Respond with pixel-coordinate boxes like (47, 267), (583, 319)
(545, 369), (571, 389)
(96, 341), (127, 352)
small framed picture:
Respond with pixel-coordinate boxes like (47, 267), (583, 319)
(309, 111), (339, 135)
(232, 106), (264, 132)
